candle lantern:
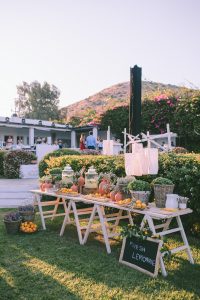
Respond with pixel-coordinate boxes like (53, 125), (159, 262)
(85, 166), (98, 189)
(62, 164), (74, 184)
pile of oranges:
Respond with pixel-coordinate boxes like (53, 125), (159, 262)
(20, 221), (38, 233)
(133, 199), (147, 209)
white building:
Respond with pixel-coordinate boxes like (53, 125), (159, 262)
(0, 116), (99, 149)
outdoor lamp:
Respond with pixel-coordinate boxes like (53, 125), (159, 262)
(62, 164), (74, 184)
(85, 166), (98, 189)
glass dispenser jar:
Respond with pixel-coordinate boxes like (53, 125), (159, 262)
(62, 164), (74, 184)
(85, 166), (98, 189)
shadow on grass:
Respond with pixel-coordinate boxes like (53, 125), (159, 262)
(1, 212), (200, 299)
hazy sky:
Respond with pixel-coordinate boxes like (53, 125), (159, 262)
(0, 0), (199, 116)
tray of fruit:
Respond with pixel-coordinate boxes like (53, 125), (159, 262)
(132, 200), (147, 210)
(115, 198), (132, 206)
(83, 193), (110, 202)
(20, 221), (38, 233)
(56, 188), (79, 196)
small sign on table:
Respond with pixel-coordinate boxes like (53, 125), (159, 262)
(119, 236), (163, 277)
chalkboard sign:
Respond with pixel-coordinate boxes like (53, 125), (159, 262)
(119, 236), (162, 277)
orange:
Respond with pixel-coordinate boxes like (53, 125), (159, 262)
(136, 200), (141, 204)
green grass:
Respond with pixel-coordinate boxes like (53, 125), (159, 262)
(0, 209), (200, 300)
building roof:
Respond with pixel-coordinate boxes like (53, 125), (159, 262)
(0, 116), (73, 132)
(0, 116), (99, 132)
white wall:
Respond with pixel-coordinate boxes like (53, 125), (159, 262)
(0, 127), (29, 144)
(0, 127), (71, 146)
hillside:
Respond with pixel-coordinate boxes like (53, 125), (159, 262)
(60, 81), (184, 125)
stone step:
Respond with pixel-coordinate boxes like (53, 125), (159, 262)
(0, 192), (33, 199)
(0, 198), (34, 208)
(0, 178), (38, 208)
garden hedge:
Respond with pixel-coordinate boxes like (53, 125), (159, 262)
(39, 154), (125, 178)
(39, 152), (200, 236)
(0, 150), (6, 176)
(4, 150), (37, 179)
(39, 148), (81, 178)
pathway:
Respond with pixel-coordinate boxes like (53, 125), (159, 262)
(0, 178), (39, 208)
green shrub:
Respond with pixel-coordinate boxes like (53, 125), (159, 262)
(0, 150), (6, 176)
(170, 147), (188, 154)
(4, 150), (37, 179)
(49, 167), (62, 176)
(158, 153), (200, 236)
(47, 148), (81, 157)
(39, 148), (80, 177)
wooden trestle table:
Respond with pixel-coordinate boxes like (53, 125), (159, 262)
(31, 190), (194, 277)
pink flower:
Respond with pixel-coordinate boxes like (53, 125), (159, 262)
(155, 94), (168, 102)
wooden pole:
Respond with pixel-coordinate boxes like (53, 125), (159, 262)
(107, 126), (110, 141)
(167, 124), (172, 150)
(124, 128), (126, 153)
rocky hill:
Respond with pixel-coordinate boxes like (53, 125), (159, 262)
(61, 81), (184, 124)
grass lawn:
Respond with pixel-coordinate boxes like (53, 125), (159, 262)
(0, 209), (200, 300)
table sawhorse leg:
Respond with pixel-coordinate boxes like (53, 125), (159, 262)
(60, 200), (72, 236)
(82, 205), (98, 245)
(82, 204), (112, 254)
(71, 201), (85, 245)
(141, 215), (168, 277)
(176, 215), (194, 264)
(51, 196), (68, 220)
(111, 210), (133, 235)
(96, 205), (111, 254)
(35, 193), (46, 230)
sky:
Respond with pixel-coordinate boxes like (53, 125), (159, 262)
(0, 0), (200, 116)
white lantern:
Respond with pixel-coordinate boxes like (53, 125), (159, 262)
(62, 164), (74, 184)
(85, 166), (98, 189)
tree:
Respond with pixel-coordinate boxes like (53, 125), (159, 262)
(69, 116), (82, 127)
(15, 81), (60, 120)
(100, 106), (129, 141)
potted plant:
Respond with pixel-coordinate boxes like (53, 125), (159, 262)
(114, 176), (135, 200)
(128, 179), (151, 204)
(151, 177), (174, 208)
(4, 211), (21, 234)
(18, 205), (35, 222)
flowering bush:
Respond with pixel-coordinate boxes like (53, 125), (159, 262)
(175, 93), (200, 150)
(4, 150), (36, 178)
(0, 150), (6, 176)
(99, 90), (200, 152)
(4, 211), (21, 222)
(39, 148), (80, 178)
(142, 94), (178, 134)
(39, 155), (125, 178)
